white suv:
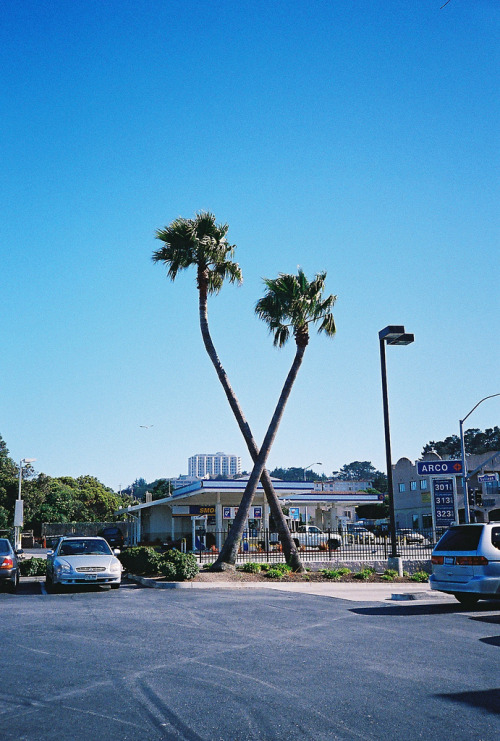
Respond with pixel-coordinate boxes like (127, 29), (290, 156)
(430, 523), (500, 606)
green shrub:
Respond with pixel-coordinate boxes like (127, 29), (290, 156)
(337, 567), (352, 576)
(118, 546), (163, 575)
(273, 562), (292, 574)
(260, 562), (291, 575)
(265, 567), (285, 579)
(381, 569), (399, 581)
(19, 557), (47, 576)
(320, 569), (343, 581)
(240, 562), (262, 574)
(159, 561), (177, 580)
(161, 549), (199, 581)
(410, 571), (429, 583)
(353, 567), (376, 580)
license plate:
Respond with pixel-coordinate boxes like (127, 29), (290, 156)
(84, 574), (97, 580)
(444, 556), (455, 565)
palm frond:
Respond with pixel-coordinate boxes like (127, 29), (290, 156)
(256, 269), (336, 347)
(153, 212), (242, 290)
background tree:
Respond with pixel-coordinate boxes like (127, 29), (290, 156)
(26, 475), (126, 532)
(372, 472), (388, 494)
(122, 477), (148, 500)
(335, 461), (387, 492)
(337, 461), (376, 481)
(154, 212), (303, 570)
(421, 427), (500, 458)
(0, 434), (19, 529)
(212, 269), (336, 569)
(356, 500), (389, 520)
(149, 478), (173, 500)
(269, 466), (326, 482)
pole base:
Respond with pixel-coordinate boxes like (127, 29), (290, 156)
(387, 556), (403, 577)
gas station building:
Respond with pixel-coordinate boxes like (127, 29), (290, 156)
(116, 478), (381, 548)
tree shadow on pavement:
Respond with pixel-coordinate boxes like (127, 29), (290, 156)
(349, 601), (500, 617)
(436, 688), (500, 716)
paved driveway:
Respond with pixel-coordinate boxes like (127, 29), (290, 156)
(2, 581), (498, 740)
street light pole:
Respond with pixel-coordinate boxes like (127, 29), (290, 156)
(459, 393), (500, 524)
(379, 326), (414, 561)
(303, 462), (322, 482)
(15, 458), (36, 550)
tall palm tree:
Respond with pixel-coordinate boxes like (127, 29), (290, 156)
(153, 212), (303, 571)
(212, 269), (336, 569)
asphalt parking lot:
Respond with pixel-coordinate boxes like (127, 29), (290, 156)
(2, 578), (499, 740)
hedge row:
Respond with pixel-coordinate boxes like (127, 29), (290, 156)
(118, 547), (199, 581)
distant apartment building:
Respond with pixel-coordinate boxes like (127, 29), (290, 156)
(188, 452), (241, 479)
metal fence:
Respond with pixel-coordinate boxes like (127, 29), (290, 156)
(192, 528), (442, 565)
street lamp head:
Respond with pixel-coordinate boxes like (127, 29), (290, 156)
(379, 326), (414, 346)
(22, 458), (37, 465)
(388, 333), (414, 346)
(379, 325), (405, 341)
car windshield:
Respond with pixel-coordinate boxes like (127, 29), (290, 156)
(0, 538), (12, 555)
(57, 539), (112, 556)
(434, 525), (483, 552)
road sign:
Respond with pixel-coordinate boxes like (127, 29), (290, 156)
(432, 478), (456, 528)
(478, 473), (499, 483)
(416, 460), (463, 476)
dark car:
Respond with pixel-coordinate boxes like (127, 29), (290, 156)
(0, 538), (22, 594)
(98, 526), (125, 549)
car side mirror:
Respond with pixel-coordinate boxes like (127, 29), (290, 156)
(113, 548), (121, 555)
(46, 550), (54, 556)
(15, 548), (24, 555)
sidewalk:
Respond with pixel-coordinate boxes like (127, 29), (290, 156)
(127, 575), (454, 603)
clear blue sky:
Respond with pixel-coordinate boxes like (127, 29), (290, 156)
(1, 0), (498, 491)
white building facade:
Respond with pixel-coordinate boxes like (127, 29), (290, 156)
(188, 452), (241, 478)
(117, 479), (381, 548)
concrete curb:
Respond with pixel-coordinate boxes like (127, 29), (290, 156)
(127, 574), (261, 589)
(125, 574), (448, 602)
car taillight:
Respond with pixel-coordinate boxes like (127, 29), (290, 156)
(0, 557), (14, 569)
(431, 555), (444, 564)
(456, 556), (489, 566)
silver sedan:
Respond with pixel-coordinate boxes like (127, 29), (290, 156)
(46, 536), (122, 591)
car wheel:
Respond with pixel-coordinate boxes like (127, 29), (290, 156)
(110, 583), (120, 590)
(454, 593), (480, 607)
(45, 576), (59, 594)
(328, 539), (341, 551)
(7, 576), (18, 594)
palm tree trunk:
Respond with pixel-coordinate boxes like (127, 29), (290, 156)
(212, 341), (306, 569)
(197, 269), (303, 571)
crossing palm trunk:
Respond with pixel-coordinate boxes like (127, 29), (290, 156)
(212, 336), (307, 569)
(197, 268), (303, 571)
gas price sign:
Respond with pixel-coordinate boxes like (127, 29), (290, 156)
(432, 478), (456, 528)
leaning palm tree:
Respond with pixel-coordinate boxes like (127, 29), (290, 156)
(153, 212), (303, 571)
(212, 269), (336, 569)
